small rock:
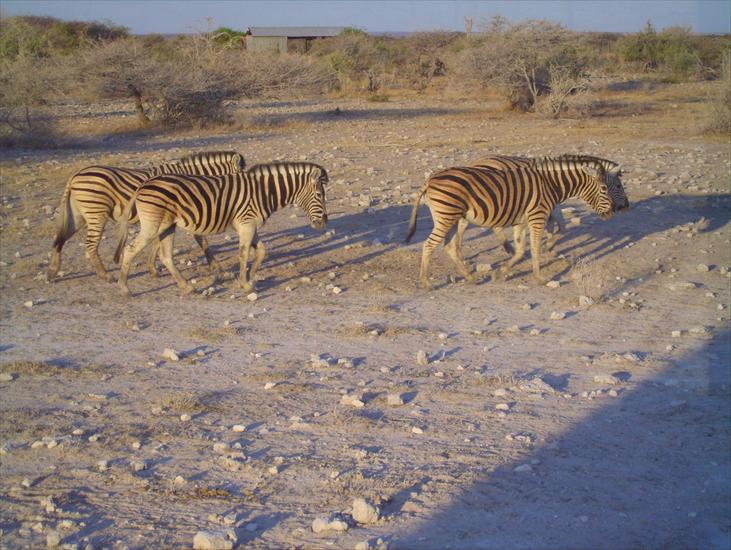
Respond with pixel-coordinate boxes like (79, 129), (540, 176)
(46, 530), (62, 548)
(192, 530), (235, 550)
(546, 280), (560, 289)
(332, 286), (343, 295)
(550, 311), (566, 320)
(411, 426), (424, 434)
(416, 350), (429, 365)
(386, 393), (404, 406)
(352, 497), (380, 525)
(161, 348), (180, 362)
(264, 382), (277, 390)
(594, 374), (620, 385)
(246, 292), (258, 302)
(131, 460), (147, 472)
(232, 424), (246, 433)
(689, 325), (708, 336)
(0, 373), (15, 382)
(579, 295), (594, 307)
(312, 516), (349, 533)
(493, 388), (508, 397)
(341, 394), (365, 408)
(671, 330), (683, 338)
(213, 442), (229, 454)
(96, 460), (109, 472)
(24, 300), (34, 308)
(180, 414), (192, 422)
(495, 403), (510, 411)
(696, 264), (710, 272)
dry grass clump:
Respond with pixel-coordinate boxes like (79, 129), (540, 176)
(570, 256), (608, 301)
(706, 49), (731, 135)
(186, 325), (247, 343)
(157, 391), (217, 414)
(1, 360), (53, 375)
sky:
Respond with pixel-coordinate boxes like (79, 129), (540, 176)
(2, 0), (730, 35)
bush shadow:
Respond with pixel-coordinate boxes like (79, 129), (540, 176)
(395, 327), (731, 549)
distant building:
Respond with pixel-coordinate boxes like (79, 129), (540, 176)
(245, 26), (347, 53)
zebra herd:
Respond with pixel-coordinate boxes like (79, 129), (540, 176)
(47, 150), (628, 295)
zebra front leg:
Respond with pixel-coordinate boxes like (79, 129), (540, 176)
(157, 228), (194, 295)
(235, 223), (256, 292)
(445, 225), (475, 284)
(247, 235), (266, 289)
(529, 220), (547, 285)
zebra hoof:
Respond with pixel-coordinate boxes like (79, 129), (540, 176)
(148, 269), (160, 279)
(118, 286), (132, 297)
(45, 271), (57, 283)
(532, 276), (548, 286)
(419, 280), (433, 291)
(180, 285), (195, 296)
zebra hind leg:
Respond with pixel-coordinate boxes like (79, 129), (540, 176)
(84, 213), (114, 282)
(235, 223), (257, 292)
(444, 224), (475, 284)
(118, 220), (162, 296)
(47, 204), (85, 282)
(146, 239), (161, 278)
(247, 235), (266, 289)
(497, 224), (529, 280)
(157, 228), (194, 295)
(195, 235), (221, 273)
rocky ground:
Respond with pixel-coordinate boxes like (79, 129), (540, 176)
(1, 86), (730, 549)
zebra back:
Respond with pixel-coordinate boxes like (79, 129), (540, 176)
(150, 151), (245, 178)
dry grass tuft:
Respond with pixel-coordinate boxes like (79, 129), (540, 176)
(1, 360), (51, 375)
(186, 325), (247, 343)
(157, 391), (218, 414)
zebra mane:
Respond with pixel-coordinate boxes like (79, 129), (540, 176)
(530, 156), (609, 177)
(550, 154), (620, 171)
(177, 150), (241, 163)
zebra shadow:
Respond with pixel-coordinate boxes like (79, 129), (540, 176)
(207, 204), (418, 284)
(459, 192), (731, 282)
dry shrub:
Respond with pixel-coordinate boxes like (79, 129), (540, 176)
(77, 37), (335, 129)
(157, 391), (216, 414)
(707, 49), (731, 134)
(455, 17), (592, 112)
(535, 65), (592, 118)
(0, 54), (65, 146)
(570, 256), (606, 301)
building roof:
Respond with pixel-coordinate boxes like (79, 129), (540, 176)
(247, 26), (346, 38)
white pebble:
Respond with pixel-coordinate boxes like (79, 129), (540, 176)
(550, 311), (566, 320)
(161, 348), (180, 362)
(180, 414), (192, 422)
(264, 382), (277, 390)
(416, 350), (429, 365)
(232, 424), (246, 432)
(352, 497), (380, 524)
(246, 292), (258, 302)
(546, 280), (560, 289)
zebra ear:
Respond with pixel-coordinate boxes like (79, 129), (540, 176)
(581, 164), (605, 181)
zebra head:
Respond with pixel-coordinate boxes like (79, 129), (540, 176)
(296, 164), (329, 231)
(605, 164), (630, 211)
(578, 164), (616, 220)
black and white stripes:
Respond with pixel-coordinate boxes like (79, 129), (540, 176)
(406, 156), (628, 288)
(47, 151), (245, 282)
(115, 162), (328, 296)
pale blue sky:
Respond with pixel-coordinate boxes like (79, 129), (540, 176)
(2, 0), (729, 34)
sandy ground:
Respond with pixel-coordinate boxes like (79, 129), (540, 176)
(0, 88), (730, 550)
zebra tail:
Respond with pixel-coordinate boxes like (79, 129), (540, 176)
(51, 177), (74, 251)
(405, 187), (427, 243)
(113, 193), (136, 264)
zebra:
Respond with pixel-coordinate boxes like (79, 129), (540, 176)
(114, 162), (329, 297)
(47, 151), (245, 283)
(469, 154), (625, 258)
(405, 157), (628, 289)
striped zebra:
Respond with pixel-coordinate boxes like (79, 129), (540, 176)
(114, 162), (329, 296)
(469, 154), (625, 257)
(47, 151), (245, 283)
(405, 157), (628, 289)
